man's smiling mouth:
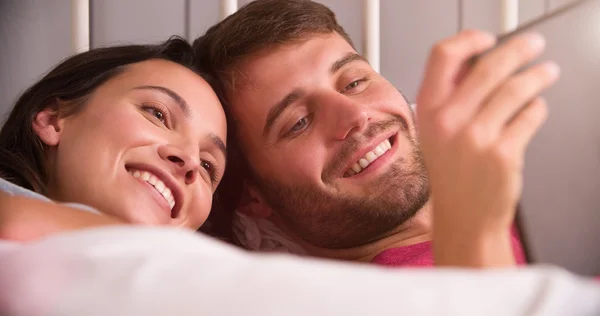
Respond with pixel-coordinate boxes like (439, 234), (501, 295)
(344, 138), (392, 177)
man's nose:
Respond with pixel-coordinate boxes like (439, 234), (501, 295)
(321, 93), (371, 140)
(157, 144), (200, 185)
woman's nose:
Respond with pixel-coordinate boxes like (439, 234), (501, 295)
(158, 144), (200, 185)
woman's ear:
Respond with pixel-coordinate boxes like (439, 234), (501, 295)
(32, 106), (64, 147)
(237, 180), (273, 218)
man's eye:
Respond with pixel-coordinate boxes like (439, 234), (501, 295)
(346, 80), (360, 90)
(290, 117), (309, 133)
(342, 78), (367, 93)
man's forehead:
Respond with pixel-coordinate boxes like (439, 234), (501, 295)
(231, 33), (358, 91)
(226, 33), (364, 138)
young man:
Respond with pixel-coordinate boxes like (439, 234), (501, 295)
(195, 0), (559, 267)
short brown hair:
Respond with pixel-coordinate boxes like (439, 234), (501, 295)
(193, 0), (353, 101)
(193, 0), (353, 242)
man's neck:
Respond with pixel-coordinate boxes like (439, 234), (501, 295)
(273, 202), (433, 262)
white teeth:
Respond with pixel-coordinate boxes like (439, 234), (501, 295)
(345, 138), (393, 177)
(365, 152), (377, 163)
(128, 169), (176, 211)
(155, 180), (165, 193)
(160, 189), (174, 207)
(359, 158), (370, 168)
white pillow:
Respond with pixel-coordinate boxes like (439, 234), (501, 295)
(1, 226), (599, 316)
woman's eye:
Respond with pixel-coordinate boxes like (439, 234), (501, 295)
(201, 161), (212, 172)
(150, 109), (165, 123)
(143, 106), (166, 124)
(201, 161), (219, 184)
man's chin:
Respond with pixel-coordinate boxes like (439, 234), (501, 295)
(289, 197), (427, 249)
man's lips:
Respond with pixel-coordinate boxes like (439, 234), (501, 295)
(340, 132), (398, 178)
(344, 138), (392, 177)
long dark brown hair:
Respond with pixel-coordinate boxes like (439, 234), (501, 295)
(0, 36), (212, 196)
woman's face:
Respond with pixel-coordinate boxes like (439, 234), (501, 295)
(38, 59), (227, 229)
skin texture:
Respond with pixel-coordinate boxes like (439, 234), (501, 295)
(230, 33), (430, 251)
(33, 59), (227, 229)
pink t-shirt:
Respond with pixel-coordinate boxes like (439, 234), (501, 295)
(371, 228), (526, 267)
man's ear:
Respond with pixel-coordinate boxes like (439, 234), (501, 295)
(237, 180), (273, 218)
(32, 105), (64, 147)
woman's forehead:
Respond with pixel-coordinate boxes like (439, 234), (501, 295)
(96, 59), (227, 140)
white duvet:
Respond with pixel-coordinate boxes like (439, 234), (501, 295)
(1, 226), (599, 316)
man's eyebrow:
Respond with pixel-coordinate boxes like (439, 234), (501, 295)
(207, 133), (227, 161)
(330, 53), (369, 74)
(133, 85), (190, 118)
(263, 88), (305, 136)
(261, 54), (366, 137)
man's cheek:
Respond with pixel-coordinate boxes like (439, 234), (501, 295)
(274, 155), (316, 180)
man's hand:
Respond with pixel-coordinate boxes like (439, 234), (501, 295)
(0, 192), (125, 242)
(416, 30), (560, 267)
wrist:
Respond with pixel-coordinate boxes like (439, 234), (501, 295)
(433, 225), (515, 268)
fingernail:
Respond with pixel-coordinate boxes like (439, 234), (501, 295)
(526, 33), (546, 50)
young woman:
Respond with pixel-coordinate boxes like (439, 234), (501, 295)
(0, 37), (227, 240)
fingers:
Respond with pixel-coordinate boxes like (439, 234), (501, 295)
(474, 61), (560, 130)
(449, 33), (547, 119)
(498, 97), (549, 160)
(416, 29), (496, 114)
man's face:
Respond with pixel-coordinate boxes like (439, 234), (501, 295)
(229, 33), (429, 248)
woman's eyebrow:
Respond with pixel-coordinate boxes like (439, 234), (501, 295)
(133, 86), (226, 159)
(133, 85), (190, 118)
(207, 133), (227, 162)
